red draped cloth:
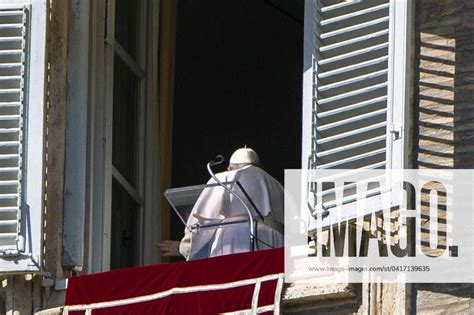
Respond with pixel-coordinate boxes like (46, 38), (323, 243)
(65, 248), (284, 314)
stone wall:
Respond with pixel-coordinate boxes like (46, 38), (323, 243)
(413, 0), (474, 313)
(415, 0), (474, 170)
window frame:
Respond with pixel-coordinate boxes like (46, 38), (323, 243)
(103, 0), (148, 270)
(87, 0), (161, 273)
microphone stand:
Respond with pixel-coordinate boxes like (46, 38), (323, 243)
(207, 155), (256, 251)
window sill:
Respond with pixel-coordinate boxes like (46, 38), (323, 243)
(281, 281), (357, 309)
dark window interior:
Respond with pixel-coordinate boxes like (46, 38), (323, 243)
(110, 0), (143, 269)
(171, 0), (304, 245)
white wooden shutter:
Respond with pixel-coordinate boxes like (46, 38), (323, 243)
(0, 0), (46, 272)
(0, 6), (27, 255)
(303, 0), (410, 223)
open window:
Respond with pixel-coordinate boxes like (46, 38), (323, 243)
(92, 0), (160, 271)
(62, 0), (161, 273)
(170, 0), (305, 250)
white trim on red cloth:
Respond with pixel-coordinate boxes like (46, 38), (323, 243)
(63, 273), (284, 314)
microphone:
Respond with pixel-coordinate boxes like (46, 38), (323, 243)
(206, 153), (256, 251)
(208, 155), (224, 167)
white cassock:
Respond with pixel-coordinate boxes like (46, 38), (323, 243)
(179, 165), (284, 260)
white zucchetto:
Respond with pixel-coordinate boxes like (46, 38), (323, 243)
(229, 147), (260, 165)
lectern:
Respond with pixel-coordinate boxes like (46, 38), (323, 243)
(164, 181), (265, 260)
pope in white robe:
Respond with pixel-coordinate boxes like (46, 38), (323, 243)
(178, 147), (284, 260)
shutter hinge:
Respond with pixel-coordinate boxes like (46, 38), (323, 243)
(17, 235), (25, 252)
(390, 124), (402, 141)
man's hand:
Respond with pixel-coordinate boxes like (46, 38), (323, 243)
(156, 240), (181, 257)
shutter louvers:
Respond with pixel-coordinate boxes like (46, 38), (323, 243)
(312, 0), (390, 170)
(303, 0), (412, 226)
(0, 7), (26, 255)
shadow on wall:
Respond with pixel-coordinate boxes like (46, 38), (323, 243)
(415, 1), (474, 169)
(413, 0), (474, 313)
